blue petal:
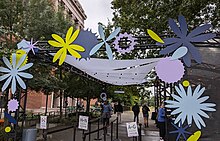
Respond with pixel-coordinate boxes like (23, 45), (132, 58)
(170, 46), (188, 60)
(12, 54), (16, 68)
(16, 54), (27, 69)
(178, 15), (188, 37)
(89, 42), (104, 56)
(2, 76), (12, 92)
(182, 52), (191, 67)
(159, 41), (182, 55)
(17, 39), (30, 49)
(4, 112), (17, 124)
(188, 24), (212, 38)
(184, 42), (202, 64)
(16, 75), (26, 89)
(168, 18), (182, 38)
(190, 33), (216, 42)
(3, 57), (12, 69)
(106, 27), (121, 41)
(18, 63), (33, 72)
(11, 76), (16, 94)
(0, 74), (10, 81)
(98, 24), (105, 40)
(17, 72), (33, 79)
(162, 38), (180, 45)
(0, 67), (10, 73)
(105, 43), (113, 60)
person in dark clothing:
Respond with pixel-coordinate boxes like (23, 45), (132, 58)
(157, 102), (166, 141)
(114, 101), (123, 123)
(132, 103), (140, 123)
(142, 103), (150, 128)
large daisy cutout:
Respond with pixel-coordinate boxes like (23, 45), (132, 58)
(0, 54), (33, 94)
(165, 84), (216, 129)
(159, 15), (216, 67)
(48, 27), (85, 65)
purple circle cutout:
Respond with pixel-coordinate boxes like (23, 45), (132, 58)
(155, 57), (185, 83)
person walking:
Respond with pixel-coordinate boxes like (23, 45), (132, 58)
(114, 101), (123, 123)
(157, 102), (166, 141)
(142, 103), (150, 128)
(132, 102), (140, 123)
(101, 101), (112, 127)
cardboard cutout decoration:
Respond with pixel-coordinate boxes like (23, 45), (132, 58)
(17, 39), (38, 55)
(155, 57), (185, 83)
(7, 99), (19, 112)
(113, 33), (137, 54)
(165, 84), (216, 129)
(0, 54), (33, 94)
(10, 50), (28, 67)
(73, 29), (99, 60)
(147, 29), (164, 43)
(159, 15), (216, 67)
(90, 24), (121, 60)
(5, 126), (11, 133)
(4, 112), (16, 124)
(187, 131), (201, 141)
(170, 46), (188, 60)
(48, 27), (85, 65)
(169, 121), (191, 141)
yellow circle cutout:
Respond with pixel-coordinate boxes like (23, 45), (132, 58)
(5, 126), (11, 133)
(10, 50), (28, 67)
(183, 80), (190, 87)
(187, 131), (201, 141)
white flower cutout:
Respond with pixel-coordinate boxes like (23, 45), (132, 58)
(165, 84), (216, 129)
(0, 53), (33, 94)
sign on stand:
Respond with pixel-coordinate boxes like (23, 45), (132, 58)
(40, 116), (47, 129)
(126, 122), (139, 137)
(78, 115), (89, 130)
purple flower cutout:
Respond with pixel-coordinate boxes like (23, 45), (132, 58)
(159, 15), (216, 67)
(113, 33), (137, 54)
(17, 38), (38, 55)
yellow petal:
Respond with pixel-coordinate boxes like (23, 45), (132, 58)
(52, 34), (65, 45)
(53, 48), (64, 63)
(68, 48), (81, 58)
(66, 27), (74, 43)
(59, 48), (67, 65)
(68, 29), (80, 44)
(69, 44), (85, 52)
(187, 131), (201, 141)
(48, 40), (62, 47)
(147, 29), (164, 44)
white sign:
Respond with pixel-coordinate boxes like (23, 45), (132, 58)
(114, 90), (125, 94)
(40, 116), (47, 129)
(78, 115), (89, 130)
(126, 122), (139, 137)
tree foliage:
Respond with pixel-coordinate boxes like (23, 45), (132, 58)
(111, 0), (220, 34)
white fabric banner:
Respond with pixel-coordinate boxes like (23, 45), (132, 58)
(50, 54), (161, 85)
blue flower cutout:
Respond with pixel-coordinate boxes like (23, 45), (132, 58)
(17, 39), (39, 55)
(89, 24), (121, 60)
(0, 54), (33, 94)
(170, 121), (192, 141)
(159, 15), (216, 67)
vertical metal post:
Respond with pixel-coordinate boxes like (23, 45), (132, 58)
(111, 122), (113, 141)
(138, 124), (142, 141)
(73, 125), (76, 141)
(59, 68), (63, 119)
(89, 122), (91, 141)
(104, 126), (107, 141)
(95, 118), (101, 140)
(116, 117), (119, 139)
(82, 129), (85, 141)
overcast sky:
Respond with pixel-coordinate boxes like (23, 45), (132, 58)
(79, 0), (114, 34)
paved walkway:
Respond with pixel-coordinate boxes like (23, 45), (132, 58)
(38, 111), (160, 141)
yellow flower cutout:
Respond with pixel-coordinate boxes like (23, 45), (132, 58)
(10, 50), (28, 67)
(48, 27), (85, 65)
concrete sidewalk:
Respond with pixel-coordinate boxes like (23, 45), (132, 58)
(37, 111), (160, 141)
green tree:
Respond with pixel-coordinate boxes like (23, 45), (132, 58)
(111, 0), (220, 34)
